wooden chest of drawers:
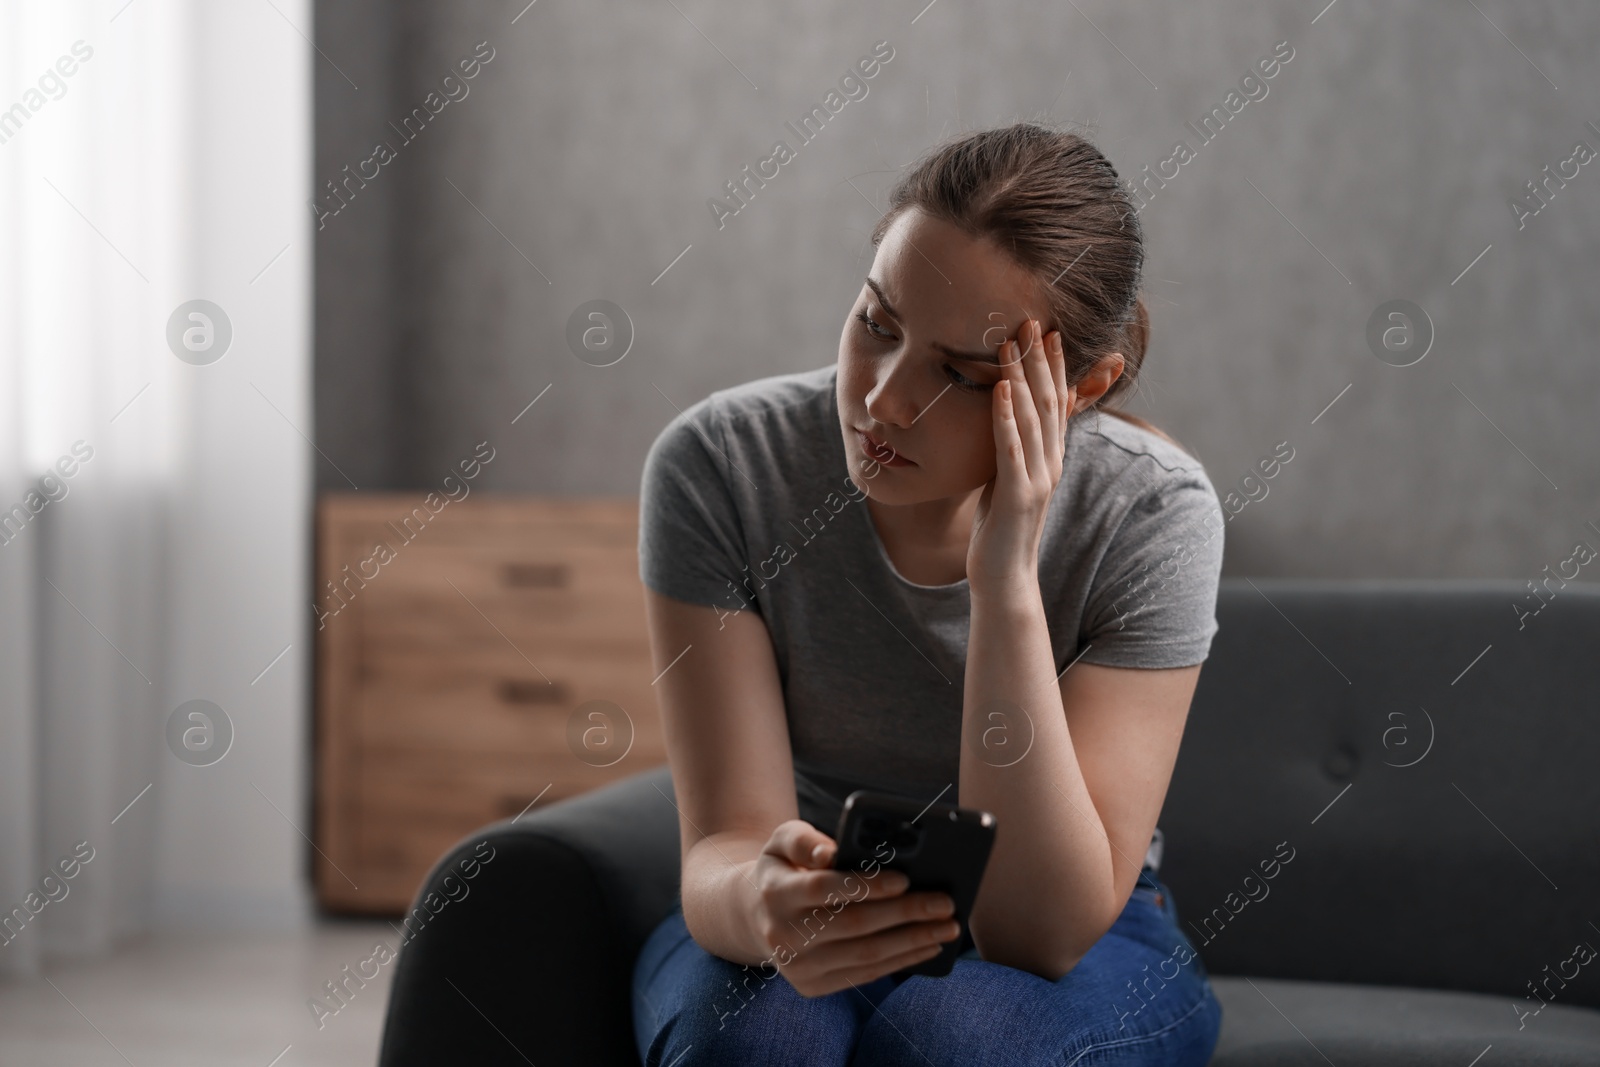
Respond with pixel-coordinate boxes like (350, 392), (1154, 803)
(313, 493), (667, 913)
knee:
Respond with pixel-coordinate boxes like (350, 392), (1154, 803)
(856, 962), (1039, 1065)
(642, 957), (857, 1067)
(701, 959), (792, 1037)
(858, 957), (1220, 1067)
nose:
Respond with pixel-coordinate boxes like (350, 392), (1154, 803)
(863, 352), (921, 429)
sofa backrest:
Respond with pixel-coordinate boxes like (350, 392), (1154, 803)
(1159, 578), (1600, 1008)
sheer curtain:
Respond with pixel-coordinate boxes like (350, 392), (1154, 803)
(0, 0), (313, 976)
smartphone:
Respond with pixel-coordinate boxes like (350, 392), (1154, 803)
(831, 790), (997, 978)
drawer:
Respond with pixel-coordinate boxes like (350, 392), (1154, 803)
(361, 642), (654, 683)
(355, 543), (649, 652)
(354, 660), (663, 762)
(369, 539), (639, 597)
(352, 752), (668, 879)
(357, 749), (627, 822)
(324, 498), (638, 560)
(360, 610), (651, 668)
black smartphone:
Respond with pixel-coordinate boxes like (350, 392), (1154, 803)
(831, 790), (997, 978)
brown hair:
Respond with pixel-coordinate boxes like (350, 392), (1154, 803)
(869, 121), (1189, 455)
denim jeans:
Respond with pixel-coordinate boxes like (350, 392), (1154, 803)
(630, 869), (1222, 1066)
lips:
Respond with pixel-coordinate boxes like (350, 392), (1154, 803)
(857, 428), (914, 466)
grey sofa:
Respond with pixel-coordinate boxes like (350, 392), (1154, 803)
(377, 579), (1600, 1065)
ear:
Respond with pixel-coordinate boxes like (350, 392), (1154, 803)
(1071, 353), (1126, 413)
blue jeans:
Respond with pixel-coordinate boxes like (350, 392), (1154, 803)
(631, 869), (1222, 1066)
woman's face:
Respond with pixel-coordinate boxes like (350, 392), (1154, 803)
(838, 206), (1050, 506)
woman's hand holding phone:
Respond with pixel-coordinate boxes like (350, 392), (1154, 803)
(749, 820), (962, 998)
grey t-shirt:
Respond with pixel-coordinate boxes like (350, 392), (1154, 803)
(638, 363), (1224, 869)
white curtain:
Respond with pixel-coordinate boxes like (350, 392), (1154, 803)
(0, 0), (313, 976)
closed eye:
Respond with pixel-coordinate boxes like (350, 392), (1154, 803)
(943, 364), (988, 392)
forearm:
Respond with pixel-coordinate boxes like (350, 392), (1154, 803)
(679, 829), (773, 965)
(960, 581), (1120, 978)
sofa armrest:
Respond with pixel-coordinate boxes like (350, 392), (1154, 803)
(378, 762), (680, 1067)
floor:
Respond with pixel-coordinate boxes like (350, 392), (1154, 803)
(0, 920), (396, 1066)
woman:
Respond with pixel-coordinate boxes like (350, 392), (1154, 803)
(631, 122), (1226, 1066)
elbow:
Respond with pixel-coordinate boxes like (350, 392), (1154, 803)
(976, 942), (1086, 982)
(969, 906), (1118, 980)
(968, 926), (1098, 982)
(1039, 947), (1092, 982)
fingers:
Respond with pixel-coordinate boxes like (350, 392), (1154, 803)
(802, 916), (961, 990)
(997, 321), (1048, 482)
(775, 869), (948, 952)
(1006, 328), (1045, 475)
(1017, 321), (1058, 476)
(993, 378), (1024, 492)
(1047, 330), (1070, 420)
(1045, 331), (1070, 480)
(755, 822), (970, 997)
(836, 884), (952, 932)
(767, 819), (836, 870)
(793, 864), (906, 924)
(762, 820), (914, 917)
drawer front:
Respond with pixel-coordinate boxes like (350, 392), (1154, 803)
(356, 542), (649, 653)
(325, 499), (638, 563)
(357, 750), (621, 822)
(351, 752), (667, 898)
(355, 658), (663, 764)
(360, 625), (651, 678)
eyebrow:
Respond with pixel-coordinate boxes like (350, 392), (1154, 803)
(865, 276), (1007, 366)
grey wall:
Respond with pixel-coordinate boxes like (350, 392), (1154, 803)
(313, 0), (1600, 579)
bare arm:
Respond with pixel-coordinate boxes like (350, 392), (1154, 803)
(644, 589), (798, 964)
(961, 580), (1202, 978)
(960, 317), (1208, 979)
(644, 587), (964, 990)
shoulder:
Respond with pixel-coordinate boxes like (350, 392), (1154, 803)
(1064, 414), (1227, 666)
(1070, 409), (1217, 502)
(1055, 408), (1225, 583)
(645, 363), (837, 472)
(638, 364), (840, 609)
(700, 362), (837, 437)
